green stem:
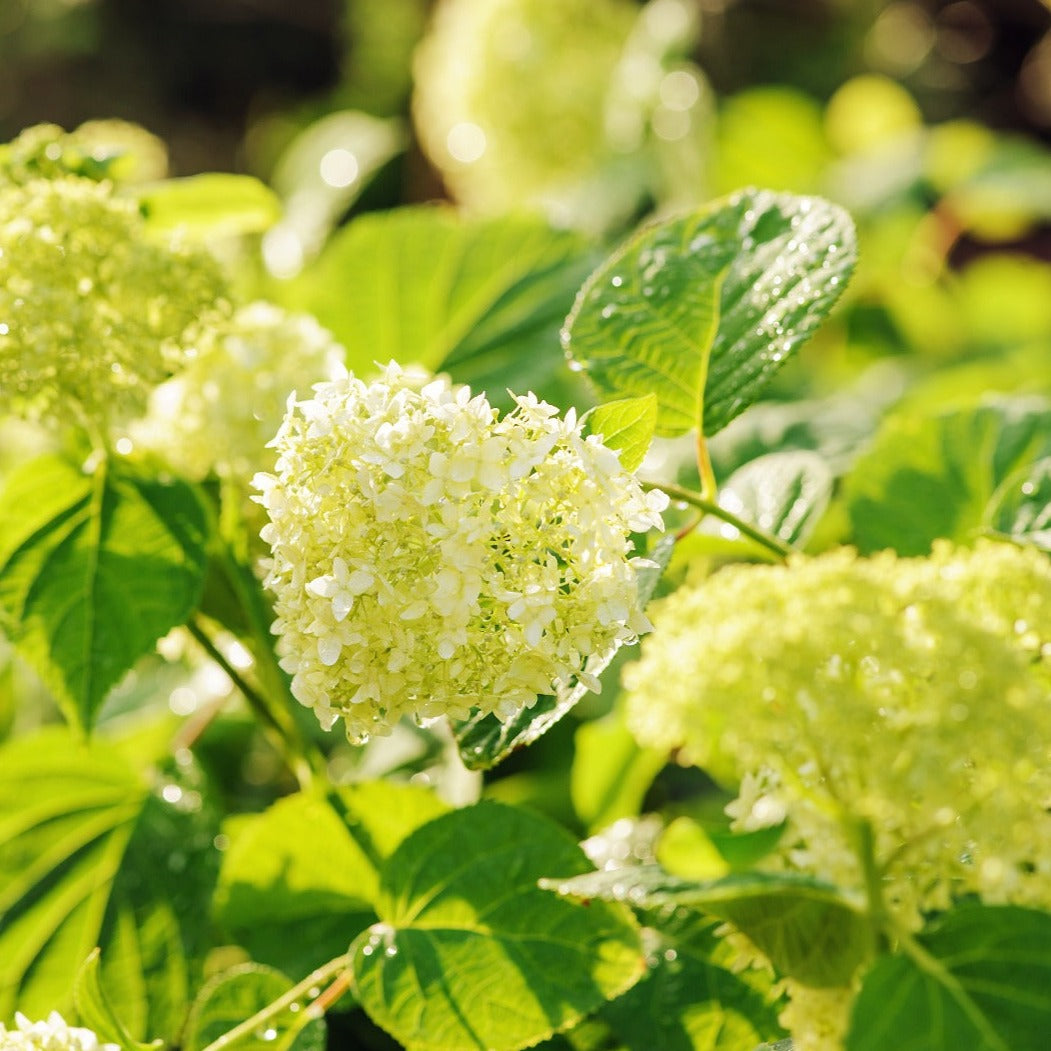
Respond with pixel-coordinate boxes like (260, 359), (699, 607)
(695, 431), (718, 503)
(193, 480), (327, 780)
(198, 955), (351, 1051)
(185, 615), (314, 790)
(644, 479), (794, 561)
(851, 818), (889, 952)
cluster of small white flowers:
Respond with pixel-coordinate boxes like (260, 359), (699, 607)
(0, 1013), (117, 1051)
(255, 362), (667, 742)
(133, 302), (345, 482)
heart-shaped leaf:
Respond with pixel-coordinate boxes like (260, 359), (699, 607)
(350, 802), (644, 1051)
(563, 189), (855, 437)
(0, 455), (209, 731)
(215, 783), (449, 980)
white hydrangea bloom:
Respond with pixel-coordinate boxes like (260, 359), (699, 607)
(255, 362), (667, 742)
(134, 302), (345, 482)
(0, 1013), (118, 1051)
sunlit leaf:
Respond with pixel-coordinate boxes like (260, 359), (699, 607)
(182, 964), (326, 1051)
(848, 904), (1051, 1051)
(138, 174), (282, 236)
(585, 394), (658, 473)
(843, 397), (1051, 555)
(603, 911), (784, 1051)
(351, 802), (644, 1051)
(215, 783), (448, 980)
(0, 729), (220, 1042)
(563, 189), (855, 438)
(286, 206), (598, 409)
(0, 455), (209, 732)
(73, 950), (161, 1051)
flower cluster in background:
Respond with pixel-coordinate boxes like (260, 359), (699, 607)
(0, 121), (168, 188)
(256, 362), (667, 742)
(627, 539), (1051, 925)
(0, 1013), (117, 1051)
(412, 0), (707, 231)
(0, 176), (227, 430)
(133, 301), (346, 484)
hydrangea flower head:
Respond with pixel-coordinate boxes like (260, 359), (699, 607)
(256, 363), (667, 742)
(133, 302), (345, 482)
(0, 1013), (118, 1051)
(0, 176), (227, 428)
(413, 0), (638, 228)
(0, 121), (167, 187)
(626, 540), (1051, 924)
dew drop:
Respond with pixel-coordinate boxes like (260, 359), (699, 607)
(610, 274), (624, 288)
(601, 305), (617, 319)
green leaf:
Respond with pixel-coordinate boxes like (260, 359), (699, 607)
(983, 456), (1051, 551)
(585, 395), (659, 473)
(602, 912), (784, 1051)
(215, 783), (448, 980)
(717, 450), (833, 547)
(452, 534), (675, 771)
(73, 950), (162, 1051)
(848, 904), (1051, 1051)
(571, 704), (666, 833)
(182, 964), (326, 1051)
(563, 189), (855, 438)
(350, 801), (644, 1051)
(843, 397), (1051, 555)
(0, 728), (220, 1041)
(545, 866), (872, 988)
(138, 174), (282, 237)
(286, 206), (598, 406)
(0, 455), (209, 731)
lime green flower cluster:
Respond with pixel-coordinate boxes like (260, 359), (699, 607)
(413, 0), (638, 228)
(0, 1013), (117, 1051)
(0, 176), (227, 430)
(0, 121), (167, 187)
(626, 540), (1051, 923)
(775, 981), (854, 1051)
(133, 302), (345, 482)
(256, 362), (667, 742)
